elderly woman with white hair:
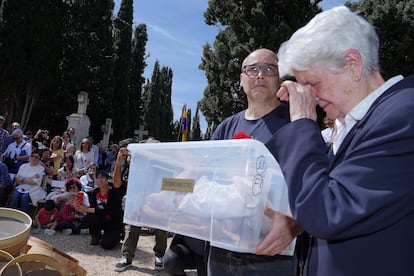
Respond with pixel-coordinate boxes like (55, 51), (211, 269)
(2, 128), (31, 173)
(258, 6), (414, 276)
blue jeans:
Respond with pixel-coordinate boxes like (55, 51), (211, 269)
(0, 185), (12, 206)
(208, 247), (297, 276)
(56, 218), (88, 234)
(8, 189), (31, 214)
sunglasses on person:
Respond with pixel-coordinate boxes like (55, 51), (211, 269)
(29, 154), (40, 159)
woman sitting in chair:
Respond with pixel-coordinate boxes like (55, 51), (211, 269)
(8, 149), (45, 214)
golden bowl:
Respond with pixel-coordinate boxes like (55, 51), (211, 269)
(0, 207), (32, 257)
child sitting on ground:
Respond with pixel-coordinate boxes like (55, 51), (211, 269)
(33, 199), (59, 235)
(56, 192), (88, 235)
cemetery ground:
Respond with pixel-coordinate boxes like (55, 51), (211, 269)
(35, 228), (197, 276)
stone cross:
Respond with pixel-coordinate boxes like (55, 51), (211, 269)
(101, 118), (113, 150)
(134, 125), (148, 142)
(77, 92), (89, 114)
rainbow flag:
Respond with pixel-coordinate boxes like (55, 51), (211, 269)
(181, 104), (188, 141)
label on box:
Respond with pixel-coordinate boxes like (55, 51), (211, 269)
(162, 178), (194, 193)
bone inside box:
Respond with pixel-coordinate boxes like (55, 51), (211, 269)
(124, 139), (294, 254)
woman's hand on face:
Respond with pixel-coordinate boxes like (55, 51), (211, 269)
(280, 80), (317, 122)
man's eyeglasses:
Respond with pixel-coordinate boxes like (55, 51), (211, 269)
(69, 185), (78, 189)
(242, 64), (278, 77)
(30, 154), (40, 159)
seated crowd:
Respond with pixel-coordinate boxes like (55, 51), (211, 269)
(0, 124), (124, 250)
(0, 123), (177, 272)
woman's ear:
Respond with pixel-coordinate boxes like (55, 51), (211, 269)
(343, 49), (363, 80)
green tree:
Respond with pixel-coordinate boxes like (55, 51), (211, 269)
(0, 0), (64, 131)
(142, 60), (174, 141)
(191, 107), (202, 141)
(171, 120), (180, 142)
(59, 0), (115, 139)
(112, 0), (133, 141)
(199, 0), (321, 137)
(142, 61), (162, 140)
(85, 0), (115, 140)
(130, 24), (148, 136)
(158, 66), (174, 141)
(0, 0), (115, 138)
(347, 0), (414, 79)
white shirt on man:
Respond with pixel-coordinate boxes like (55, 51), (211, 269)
(4, 140), (31, 158)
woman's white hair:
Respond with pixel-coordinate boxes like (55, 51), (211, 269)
(278, 6), (380, 77)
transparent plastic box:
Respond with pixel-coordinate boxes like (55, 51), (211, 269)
(124, 139), (293, 254)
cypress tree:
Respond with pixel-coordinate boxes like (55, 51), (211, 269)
(142, 60), (174, 141)
(130, 24), (148, 136)
(159, 66), (173, 141)
(0, 0), (63, 130)
(142, 60), (162, 139)
(112, 0), (133, 141)
(191, 106), (202, 141)
(348, 0), (414, 79)
(59, 0), (115, 139)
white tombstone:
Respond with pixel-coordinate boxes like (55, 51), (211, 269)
(66, 92), (91, 149)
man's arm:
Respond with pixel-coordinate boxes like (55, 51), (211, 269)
(112, 147), (127, 189)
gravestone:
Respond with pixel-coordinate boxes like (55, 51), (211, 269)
(66, 92), (91, 149)
(101, 118), (113, 150)
(134, 125), (148, 142)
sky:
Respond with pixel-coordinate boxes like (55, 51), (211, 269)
(113, 0), (347, 133)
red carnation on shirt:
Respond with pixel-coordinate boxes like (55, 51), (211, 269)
(232, 131), (253, 139)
